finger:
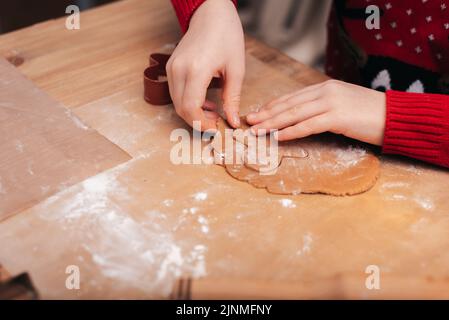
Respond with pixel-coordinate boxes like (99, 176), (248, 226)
(182, 71), (217, 130)
(203, 110), (220, 121)
(222, 65), (244, 128)
(275, 114), (331, 141)
(246, 87), (322, 125)
(262, 82), (326, 111)
(250, 100), (326, 134)
(166, 58), (187, 111)
(184, 106), (218, 131)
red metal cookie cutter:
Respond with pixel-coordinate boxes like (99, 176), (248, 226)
(143, 53), (222, 105)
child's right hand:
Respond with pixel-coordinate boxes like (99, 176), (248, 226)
(166, 0), (245, 131)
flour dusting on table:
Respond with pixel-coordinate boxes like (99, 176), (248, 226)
(37, 156), (209, 297)
(193, 192), (208, 201)
(279, 198), (296, 208)
(296, 232), (313, 256)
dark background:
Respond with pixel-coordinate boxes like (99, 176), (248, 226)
(0, 0), (325, 69)
(0, 0), (116, 34)
(0, 0), (252, 35)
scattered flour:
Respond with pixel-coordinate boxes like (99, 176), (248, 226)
(405, 165), (423, 175)
(27, 162), (34, 175)
(15, 140), (24, 153)
(189, 245), (207, 277)
(278, 180), (287, 193)
(162, 199), (174, 207)
(309, 145), (367, 172)
(389, 194), (408, 201)
(193, 192), (208, 201)
(37, 156), (208, 297)
(122, 97), (140, 105)
(381, 181), (410, 190)
(279, 198), (296, 208)
(414, 196), (434, 211)
(182, 207), (199, 215)
(333, 146), (367, 169)
(198, 215), (210, 234)
(296, 233), (313, 256)
(386, 192), (435, 212)
(154, 244), (183, 283)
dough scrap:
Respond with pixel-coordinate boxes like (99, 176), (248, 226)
(213, 117), (380, 196)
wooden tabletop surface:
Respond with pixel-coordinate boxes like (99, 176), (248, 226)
(1, 0), (449, 299)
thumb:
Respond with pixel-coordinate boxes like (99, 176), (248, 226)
(222, 65), (244, 128)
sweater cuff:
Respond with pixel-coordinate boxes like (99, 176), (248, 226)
(170, 0), (237, 33)
(170, 0), (206, 33)
(382, 90), (449, 167)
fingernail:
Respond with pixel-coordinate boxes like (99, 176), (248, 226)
(232, 114), (241, 127)
(250, 126), (258, 135)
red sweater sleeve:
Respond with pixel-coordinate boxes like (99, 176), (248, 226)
(383, 91), (449, 168)
(170, 0), (237, 33)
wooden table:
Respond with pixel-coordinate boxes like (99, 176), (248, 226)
(1, 0), (449, 299)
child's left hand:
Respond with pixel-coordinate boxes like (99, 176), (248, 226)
(246, 80), (387, 146)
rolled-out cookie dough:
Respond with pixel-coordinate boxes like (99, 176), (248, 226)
(213, 117), (380, 196)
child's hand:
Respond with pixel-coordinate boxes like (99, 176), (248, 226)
(246, 80), (386, 146)
(166, 0), (245, 131)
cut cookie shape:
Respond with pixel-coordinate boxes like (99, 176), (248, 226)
(213, 117), (380, 196)
(214, 118), (308, 174)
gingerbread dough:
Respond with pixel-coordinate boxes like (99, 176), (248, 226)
(213, 117), (380, 196)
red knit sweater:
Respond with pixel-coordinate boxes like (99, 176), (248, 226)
(170, 0), (449, 168)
